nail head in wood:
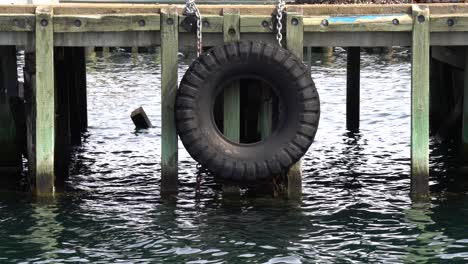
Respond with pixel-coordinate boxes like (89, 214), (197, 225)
(166, 17), (174, 25)
(40, 19), (48, 27)
(418, 15), (425, 23)
(447, 18), (455, 27)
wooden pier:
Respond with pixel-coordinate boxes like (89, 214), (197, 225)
(1, 3), (468, 199)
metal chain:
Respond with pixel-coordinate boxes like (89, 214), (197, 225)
(276, 0), (286, 47)
(184, 0), (203, 57)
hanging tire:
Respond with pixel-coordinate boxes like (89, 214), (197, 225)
(176, 41), (320, 181)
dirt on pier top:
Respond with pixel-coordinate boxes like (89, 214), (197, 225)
(294, 0), (464, 4)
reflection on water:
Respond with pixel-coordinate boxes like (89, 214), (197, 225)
(0, 47), (467, 263)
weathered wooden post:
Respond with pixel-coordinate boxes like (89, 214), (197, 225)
(411, 5), (430, 199)
(34, 6), (55, 196)
(463, 47), (468, 161)
(286, 10), (303, 199)
(346, 47), (360, 132)
(161, 7), (179, 194)
(54, 47), (71, 189)
(0, 46), (22, 186)
(223, 8), (241, 143)
(68, 47), (87, 145)
(222, 8), (241, 195)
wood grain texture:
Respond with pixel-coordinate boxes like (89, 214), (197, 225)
(179, 15), (222, 33)
(54, 14), (160, 32)
(411, 5), (430, 200)
(304, 13), (412, 32)
(0, 14), (35, 32)
(223, 8), (240, 143)
(161, 7), (179, 195)
(431, 14), (468, 32)
(286, 12), (303, 200)
(240, 15), (273, 33)
(35, 6), (55, 196)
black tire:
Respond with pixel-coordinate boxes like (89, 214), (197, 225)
(176, 41), (320, 181)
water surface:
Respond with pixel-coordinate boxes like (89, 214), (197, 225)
(1, 47), (468, 263)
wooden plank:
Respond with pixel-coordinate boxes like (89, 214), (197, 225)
(346, 47), (360, 132)
(0, 14), (35, 32)
(7, 4), (468, 17)
(179, 15), (222, 33)
(0, 3), (420, 16)
(286, 11), (303, 200)
(161, 7), (179, 195)
(431, 14), (468, 32)
(35, 6), (55, 196)
(54, 14), (160, 32)
(304, 13), (412, 32)
(240, 15), (273, 33)
(223, 8), (240, 143)
(9, 3), (461, 17)
(411, 5), (430, 200)
(462, 47), (468, 160)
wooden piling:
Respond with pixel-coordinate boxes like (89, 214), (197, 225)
(0, 46), (22, 185)
(161, 7), (179, 194)
(411, 5), (430, 199)
(463, 47), (468, 160)
(259, 86), (273, 139)
(286, 11), (304, 199)
(223, 8), (241, 143)
(68, 47), (87, 145)
(346, 47), (360, 132)
(222, 8), (241, 195)
(54, 47), (71, 190)
(24, 49), (37, 189)
(35, 6), (55, 196)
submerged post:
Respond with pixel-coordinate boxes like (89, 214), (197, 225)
(411, 5), (430, 199)
(54, 47), (71, 190)
(35, 6), (55, 196)
(223, 8), (241, 143)
(222, 8), (241, 195)
(286, 10), (304, 199)
(463, 48), (468, 161)
(0, 46), (22, 186)
(161, 7), (179, 194)
(346, 47), (360, 132)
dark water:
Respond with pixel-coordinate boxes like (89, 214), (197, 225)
(1, 48), (468, 263)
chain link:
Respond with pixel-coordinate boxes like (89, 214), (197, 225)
(276, 0), (286, 47)
(184, 0), (203, 57)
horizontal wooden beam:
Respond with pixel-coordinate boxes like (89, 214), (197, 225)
(54, 14), (160, 32)
(0, 14), (35, 32)
(3, 3), (468, 16)
(178, 15), (222, 33)
(3, 4), (468, 34)
(431, 14), (468, 32)
(240, 15), (273, 33)
(304, 13), (412, 32)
